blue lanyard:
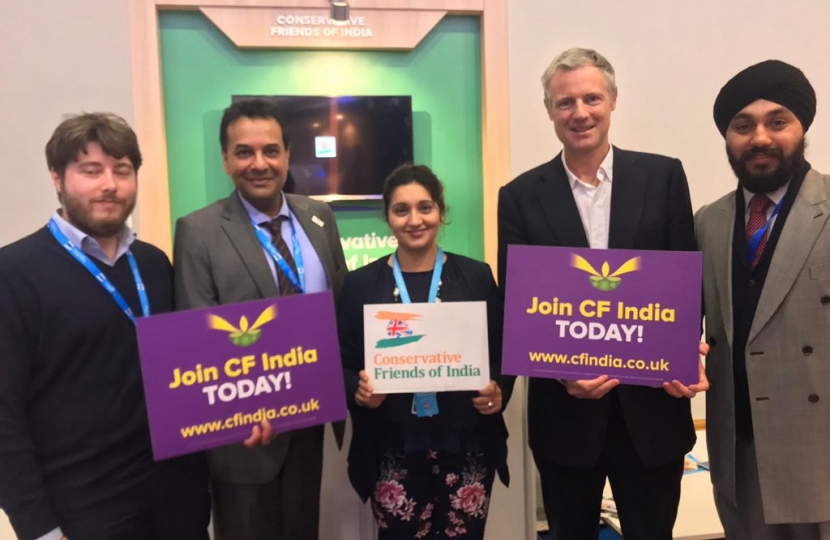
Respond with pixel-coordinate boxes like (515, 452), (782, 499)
(251, 215), (306, 294)
(47, 219), (149, 323)
(746, 198), (783, 266)
(392, 247), (444, 304)
(393, 247), (444, 418)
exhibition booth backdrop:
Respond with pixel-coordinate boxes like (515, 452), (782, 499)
(159, 11), (485, 265)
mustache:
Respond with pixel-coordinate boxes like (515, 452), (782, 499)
(740, 147), (784, 162)
(92, 196), (125, 204)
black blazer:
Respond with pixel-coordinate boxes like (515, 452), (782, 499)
(497, 147), (697, 468)
(337, 253), (513, 501)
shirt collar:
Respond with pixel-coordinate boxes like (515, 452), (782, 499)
(238, 192), (290, 225)
(50, 210), (136, 266)
(563, 145), (614, 190)
(742, 182), (789, 215)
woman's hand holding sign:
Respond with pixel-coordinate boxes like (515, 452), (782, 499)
(663, 342), (710, 398)
(355, 370), (387, 408)
(473, 380), (503, 414)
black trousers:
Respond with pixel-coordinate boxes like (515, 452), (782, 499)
(212, 426), (324, 540)
(58, 454), (210, 540)
(533, 407), (684, 540)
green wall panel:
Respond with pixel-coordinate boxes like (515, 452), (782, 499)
(159, 11), (484, 265)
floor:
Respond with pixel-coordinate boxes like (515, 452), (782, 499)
(537, 527), (622, 540)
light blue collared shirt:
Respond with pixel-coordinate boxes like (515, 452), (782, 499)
(50, 210), (136, 266)
(238, 192), (329, 294)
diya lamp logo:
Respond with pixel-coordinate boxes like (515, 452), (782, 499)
(206, 305), (278, 347)
(571, 254), (641, 291)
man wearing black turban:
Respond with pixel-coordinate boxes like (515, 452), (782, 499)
(697, 60), (830, 539)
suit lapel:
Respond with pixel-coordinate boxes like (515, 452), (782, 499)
(608, 147), (646, 249)
(220, 193), (279, 298)
(711, 194), (737, 351)
(748, 170), (830, 344)
(286, 194), (338, 285)
(535, 154), (589, 247)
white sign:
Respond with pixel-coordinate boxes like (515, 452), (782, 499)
(315, 136), (337, 158)
(363, 302), (490, 393)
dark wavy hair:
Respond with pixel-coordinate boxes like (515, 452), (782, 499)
(382, 164), (448, 222)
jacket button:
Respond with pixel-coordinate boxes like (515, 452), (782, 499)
(708, 337), (717, 346)
(803, 345), (814, 355)
(822, 296), (830, 305)
(809, 394), (820, 403)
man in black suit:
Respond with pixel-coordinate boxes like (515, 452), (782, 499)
(498, 48), (708, 540)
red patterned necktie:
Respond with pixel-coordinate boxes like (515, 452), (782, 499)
(261, 216), (300, 295)
(746, 194), (774, 269)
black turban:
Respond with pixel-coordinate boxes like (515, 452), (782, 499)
(713, 60), (816, 137)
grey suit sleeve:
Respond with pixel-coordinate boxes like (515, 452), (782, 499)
(173, 217), (219, 310)
(324, 205), (347, 298)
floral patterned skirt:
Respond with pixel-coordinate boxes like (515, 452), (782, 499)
(371, 450), (495, 539)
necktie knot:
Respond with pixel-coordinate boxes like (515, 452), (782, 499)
(748, 194), (773, 215)
(261, 215), (286, 236)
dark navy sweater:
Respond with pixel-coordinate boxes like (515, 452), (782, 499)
(0, 227), (173, 539)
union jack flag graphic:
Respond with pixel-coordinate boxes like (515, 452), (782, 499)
(374, 311), (426, 348)
(387, 319), (415, 338)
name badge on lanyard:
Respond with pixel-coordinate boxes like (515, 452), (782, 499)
(393, 247), (444, 418)
(47, 219), (150, 323)
(251, 215), (306, 294)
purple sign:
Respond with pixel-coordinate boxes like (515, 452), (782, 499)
(136, 292), (346, 460)
(502, 245), (702, 386)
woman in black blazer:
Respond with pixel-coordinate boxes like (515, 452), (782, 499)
(337, 164), (512, 540)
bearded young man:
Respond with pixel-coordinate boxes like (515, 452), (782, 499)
(696, 60), (830, 540)
(0, 113), (210, 540)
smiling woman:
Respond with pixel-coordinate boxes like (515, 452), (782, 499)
(336, 163), (515, 540)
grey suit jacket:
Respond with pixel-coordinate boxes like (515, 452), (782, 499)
(173, 191), (347, 484)
(695, 169), (830, 524)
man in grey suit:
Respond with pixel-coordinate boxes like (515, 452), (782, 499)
(697, 60), (830, 539)
(174, 99), (347, 540)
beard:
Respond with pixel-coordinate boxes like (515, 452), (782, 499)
(727, 139), (806, 194)
(60, 189), (136, 239)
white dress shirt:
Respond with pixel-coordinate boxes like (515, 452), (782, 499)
(562, 148), (614, 249)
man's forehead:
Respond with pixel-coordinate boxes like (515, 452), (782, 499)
(72, 144), (131, 164)
(227, 117), (285, 146)
(549, 66), (610, 94)
(733, 99), (797, 119)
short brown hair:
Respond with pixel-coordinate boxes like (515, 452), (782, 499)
(45, 112), (142, 178)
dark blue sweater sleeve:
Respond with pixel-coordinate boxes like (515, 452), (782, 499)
(0, 267), (59, 540)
